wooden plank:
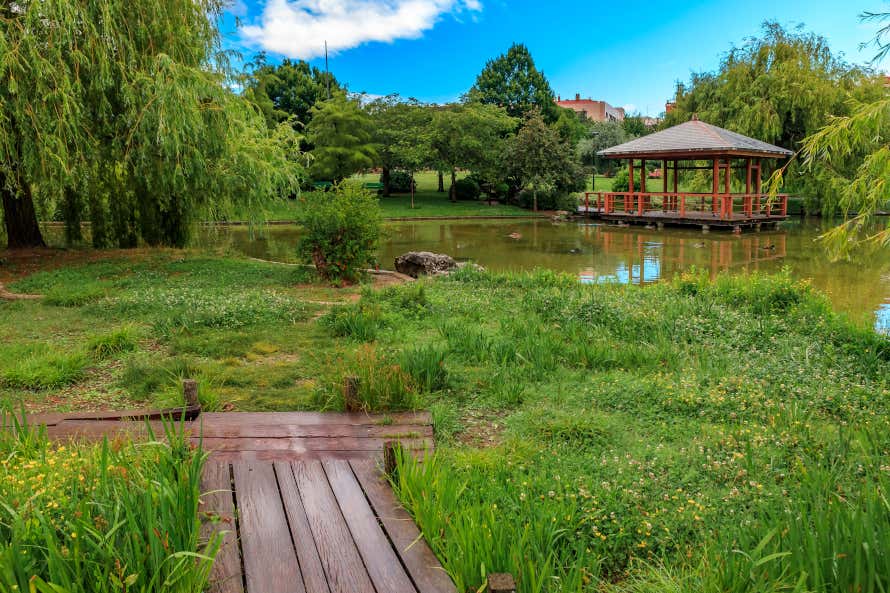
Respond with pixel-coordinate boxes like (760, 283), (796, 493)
(199, 411), (431, 428)
(274, 462), (331, 593)
(198, 423), (432, 440)
(351, 459), (457, 593)
(199, 437), (434, 453)
(44, 420), (174, 441)
(291, 461), (375, 593)
(232, 462), (305, 593)
(206, 448), (431, 463)
(323, 459), (416, 593)
(26, 405), (200, 427)
(200, 461), (244, 593)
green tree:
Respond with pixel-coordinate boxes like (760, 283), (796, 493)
(777, 10), (890, 255)
(367, 96), (433, 203)
(664, 22), (883, 213)
(577, 121), (631, 176)
(622, 114), (652, 137)
(430, 103), (516, 201)
(306, 95), (377, 183)
(244, 54), (342, 130)
(469, 43), (559, 122)
(0, 0), (300, 249)
(506, 111), (583, 211)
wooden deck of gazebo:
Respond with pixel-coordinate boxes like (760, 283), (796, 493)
(581, 117), (793, 231)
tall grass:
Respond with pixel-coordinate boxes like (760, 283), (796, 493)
(0, 413), (218, 593)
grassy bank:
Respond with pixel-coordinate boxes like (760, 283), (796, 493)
(0, 415), (213, 592)
(3, 253), (889, 592)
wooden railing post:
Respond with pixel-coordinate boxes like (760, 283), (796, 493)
(487, 573), (517, 593)
(781, 195), (788, 216)
(344, 376), (361, 413)
(183, 379), (199, 408)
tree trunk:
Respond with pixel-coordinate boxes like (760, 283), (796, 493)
(1, 172), (45, 249)
(409, 171), (415, 209)
(437, 171), (445, 193)
(533, 189), (538, 212)
(381, 167), (391, 197)
(450, 169), (457, 202)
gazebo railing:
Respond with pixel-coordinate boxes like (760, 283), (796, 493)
(581, 192), (788, 219)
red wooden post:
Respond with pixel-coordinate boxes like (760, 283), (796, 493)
(781, 194), (787, 216)
(585, 192), (590, 212)
(755, 159), (762, 214)
(680, 194), (686, 217)
(723, 160), (731, 219)
(673, 160), (679, 211)
(745, 158), (753, 216)
(712, 159), (719, 215)
(640, 159), (647, 213)
(628, 159), (635, 214)
(662, 159), (668, 211)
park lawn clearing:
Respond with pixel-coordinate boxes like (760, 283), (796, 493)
(2, 254), (890, 592)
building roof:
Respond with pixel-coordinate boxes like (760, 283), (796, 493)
(598, 118), (793, 160)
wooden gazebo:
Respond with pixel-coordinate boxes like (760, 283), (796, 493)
(581, 117), (793, 230)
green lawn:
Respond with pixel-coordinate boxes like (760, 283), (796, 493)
(3, 253), (889, 593)
(234, 170), (535, 221)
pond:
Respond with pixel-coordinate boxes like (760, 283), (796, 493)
(198, 218), (890, 333)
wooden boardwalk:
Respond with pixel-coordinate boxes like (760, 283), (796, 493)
(24, 408), (455, 593)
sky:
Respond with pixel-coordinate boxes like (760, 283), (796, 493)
(221, 0), (889, 116)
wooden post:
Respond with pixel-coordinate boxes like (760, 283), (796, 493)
(384, 440), (400, 478)
(723, 160), (731, 218)
(745, 158), (753, 216)
(712, 159), (719, 215)
(487, 573), (517, 593)
(627, 159), (635, 213)
(639, 159), (647, 215)
(183, 379), (199, 408)
(662, 159), (668, 211)
(754, 159), (762, 214)
(344, 376), (361, 413)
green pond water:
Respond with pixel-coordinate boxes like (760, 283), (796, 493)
(198, 218), (890, 333)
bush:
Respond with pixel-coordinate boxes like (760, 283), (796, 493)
(384, 170), (415, 194)
(517, 189), (578, 211)
(296, 184), (382, 283)
(453, 178), (481, 201)
(320, 302), (386, 341)
(400, 344), (448, 392)
(610, 166), (643, 192)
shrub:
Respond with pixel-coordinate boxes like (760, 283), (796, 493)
(453, 178), (481, 201)
(610, 166), (643, 192)
(517, 189), (578, 211)
(384, 170), (415, 193)
(296, 184), (382, 283)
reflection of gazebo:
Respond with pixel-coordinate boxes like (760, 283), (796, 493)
(582, 117), (793, 230)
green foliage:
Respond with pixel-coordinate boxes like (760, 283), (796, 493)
(430, 102), (517, 200)
(367, 96), (433, 200)
(453, 178), (481, 201)
(469, 43), (559, 122)
(296, 184), (382, 282)
(320, 302), (387, 341)
(400, 344), (449, 392)
(578, 121), (632, 176)
(383, 170), (416, 194)
(347, 345), (417, 411)
(664, 22), (884, 215)
(0, 348), (88, 390)
(611, 166), (643, 192)
(506, 111), (584, 210)
(243, 54), (341, 130)
(0, 414), (215, 593)
(86, 326), (139, 360)
(306, 95), (377, 182)
(516, 189), (577, 211)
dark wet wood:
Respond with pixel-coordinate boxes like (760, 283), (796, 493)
(201, 461), (244, 593)
(293, 460), (376, 593)
(233, 461), (305, 593)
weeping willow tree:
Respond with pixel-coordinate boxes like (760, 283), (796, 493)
(771, 10), (890, 257)
(0, 0), (301, 249)
(664, 22), (885, 214)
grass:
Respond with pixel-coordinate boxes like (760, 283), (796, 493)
(3, 252), (889, 592)
(227, 170), (535, 221)
(0, 413), (215, 593)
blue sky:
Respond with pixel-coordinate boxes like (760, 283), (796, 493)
(222, 0), (889, 116)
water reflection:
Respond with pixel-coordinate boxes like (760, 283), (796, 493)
(197, 218), (890, 333)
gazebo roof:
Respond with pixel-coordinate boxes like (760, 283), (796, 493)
(598, 118), (793, 160)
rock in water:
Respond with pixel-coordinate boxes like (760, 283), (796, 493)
(394, 252), (457, 278)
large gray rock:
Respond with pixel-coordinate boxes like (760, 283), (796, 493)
(394, 251), (457, 278)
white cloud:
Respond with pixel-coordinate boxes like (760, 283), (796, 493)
(241, 0), (481, 59)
